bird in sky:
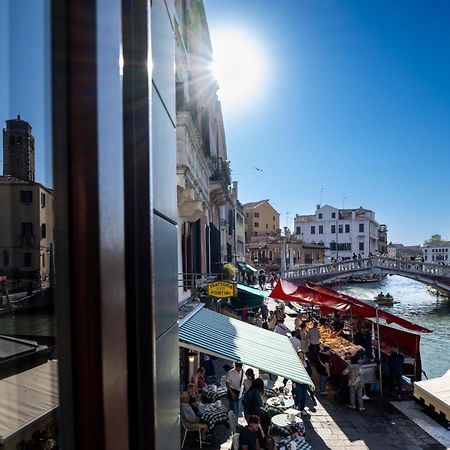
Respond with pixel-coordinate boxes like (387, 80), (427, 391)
(254, 167), (263, 172)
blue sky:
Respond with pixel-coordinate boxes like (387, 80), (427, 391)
(204, 0), (450, 244)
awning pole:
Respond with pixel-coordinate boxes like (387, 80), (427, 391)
(376, 307), (383, 396)
(350, 306), (354, 342)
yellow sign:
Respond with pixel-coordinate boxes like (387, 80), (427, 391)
(207, 281), (237, 298)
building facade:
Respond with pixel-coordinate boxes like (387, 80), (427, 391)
(422, 241), (450, 264)
(175, 0), (243, 287)
(243, 199), (280, 242)
(294, 204), (380, 260)
(246, 237), (327, 268)
(0, 117), (53, 286)
(378, 224), (388, 254)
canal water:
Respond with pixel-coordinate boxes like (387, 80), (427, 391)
(336, 275), (450, 379)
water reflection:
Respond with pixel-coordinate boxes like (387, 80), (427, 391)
(337, 275), (450, 378)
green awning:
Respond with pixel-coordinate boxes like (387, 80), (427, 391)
(179, 307), (314, 387)
(237, 283), (267, 298)
(237, 262), (258, 273)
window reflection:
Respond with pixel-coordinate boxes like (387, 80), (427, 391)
(0, 1), (57, 448)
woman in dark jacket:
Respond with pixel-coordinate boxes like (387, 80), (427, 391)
(243, 378), (271, 435)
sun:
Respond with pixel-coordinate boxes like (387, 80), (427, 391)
(211, 30), (266, 106)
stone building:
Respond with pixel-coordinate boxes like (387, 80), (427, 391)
(175, 0), (243, 298)
(0, 117), (53, 286)
(243, 199), (280, 242)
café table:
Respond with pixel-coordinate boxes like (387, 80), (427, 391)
(200, 386), (228, 403)
(198, 404), (229, 430)
(276, 435), (312, 450)
(266, 396), (295, 409)
(270, 413), (305, 437)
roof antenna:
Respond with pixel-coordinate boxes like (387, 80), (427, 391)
(342, 196), (347, 209)
(319, 187), (324, 208)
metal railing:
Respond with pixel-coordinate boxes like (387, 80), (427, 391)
(284, 257), (450, 281)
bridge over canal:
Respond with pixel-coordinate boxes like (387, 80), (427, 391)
(284, 257), (450, 294)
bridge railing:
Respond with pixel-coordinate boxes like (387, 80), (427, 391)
(285, 257), (450, 280)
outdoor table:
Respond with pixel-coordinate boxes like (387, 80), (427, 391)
(266, 396), (295, 410)
(198, 404), (228, 430)
(270, 414), (305, 437)
(200, 386), (227, 403)
(276, 435), (312, 450)
(264, 387), (279, 398)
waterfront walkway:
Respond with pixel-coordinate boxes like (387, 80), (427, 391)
(303, 395), (444, 450)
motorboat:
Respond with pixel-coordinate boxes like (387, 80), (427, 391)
(374, 293), (394, 306)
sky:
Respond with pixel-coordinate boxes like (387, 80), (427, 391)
(204, 0), (450, 245)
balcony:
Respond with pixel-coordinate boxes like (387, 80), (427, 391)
(19, 235), (35, 247)
(209, 158), (230, 206)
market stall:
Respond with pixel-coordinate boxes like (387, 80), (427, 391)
(269, 279), (432, 395)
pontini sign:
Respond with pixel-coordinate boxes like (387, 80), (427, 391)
(207, 281), (237, 298)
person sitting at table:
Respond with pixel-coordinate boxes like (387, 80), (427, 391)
(192, 366), (206, 389)
(239, 415), (261, 450)
(186, 383), (202, 415)
(180, 391), (209, 440)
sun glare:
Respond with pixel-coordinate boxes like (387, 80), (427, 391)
(211, 30), (266, 106)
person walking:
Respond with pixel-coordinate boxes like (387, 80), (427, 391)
(343, 356), (365, 411)
(226, 362), (244, 416)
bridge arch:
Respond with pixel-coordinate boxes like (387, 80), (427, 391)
(284, 257), (450, 295)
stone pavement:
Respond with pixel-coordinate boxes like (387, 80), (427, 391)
(302, 394), (445, 450)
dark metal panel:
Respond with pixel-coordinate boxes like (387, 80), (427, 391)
(152, 86), (177, 222)
(52, 1), (129, 449)
(154, 214), (178, 338)
(155, 323), (180, 450)
(151, 0), (176, 124)
(122, 0), (156, 447)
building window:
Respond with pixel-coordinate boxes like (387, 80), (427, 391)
(265, 224), (268, 229)
(330, 242), (336, 251)
(331, 212), (336, 218)
(318, 213), (322, 219)
(41, 224), (47, 239)
(41, 192), (46, 208)
(338, 225), (343, 233)
(42, 253), (46, 267)
(345, 224), (350, 233)
(331, 225), (336, 234)
(3, 251), (9, 267)
(311, 226), (315, 234)
(22, 222), (33, 236)
(20, 190), (33, 203)
(319, 225), (323, 234)
(254, 212), (259, 218)
(359, 242), (364, 251)
(359, 223), (364, 233)
(24, 253), (32, 267)
(254, 222), (259, 228)
(254, 231), (258, 236)
(296, 226), (301, 235)
(272, 225), (275, 230)
(275, 248), (279, 252)
(273, 216), (275, 221)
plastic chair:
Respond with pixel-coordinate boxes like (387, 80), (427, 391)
(181, 416), (202, 448)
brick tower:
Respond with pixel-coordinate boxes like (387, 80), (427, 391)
(2, 115), (35, 181)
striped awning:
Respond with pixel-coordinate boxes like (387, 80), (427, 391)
(179, 307), (314, 387)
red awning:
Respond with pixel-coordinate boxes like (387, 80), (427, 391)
(270, 279), (355, 315)
(305, 282), (432, 333)
(269, 279), (432, 334)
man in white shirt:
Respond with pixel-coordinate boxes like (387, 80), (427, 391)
(226, 362), (244, 416)
(308, 322), (321, 363)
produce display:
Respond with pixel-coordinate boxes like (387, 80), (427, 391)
(307, 323), (364, 358)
